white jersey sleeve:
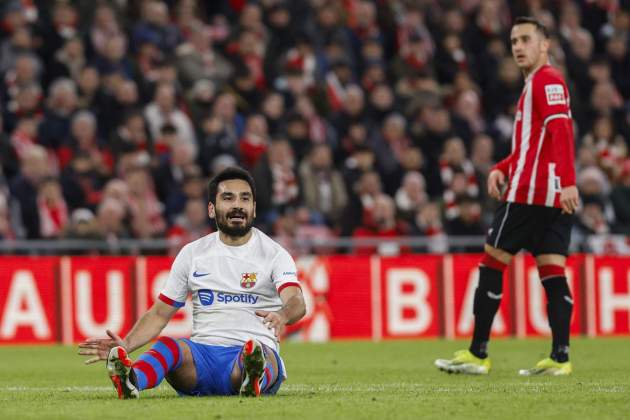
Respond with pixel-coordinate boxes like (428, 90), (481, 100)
(158, 244), (191, 308)
(270, 248), (301, 293)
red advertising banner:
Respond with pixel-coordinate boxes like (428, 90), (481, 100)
(443, 254), (513, 339)
(60, 256), (136, 344)
(320, 256), (373, 339)
(585, 256), (630, 336)
(378, 255), (442, 338)
(514, 255), (583, 337)
(2, 254), (630, 344)
(0, 257), (59, 343)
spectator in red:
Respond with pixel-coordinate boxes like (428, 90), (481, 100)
(439, 137), (479, 220)
(412, 201), (448, 253)
(144, 82), (196, 151)
(353, 194), (406, 256)
(341, 169), (381, 237)
(37, 177), (69, 239)
(9, 115), (39, 160)
(239, 113), (269, 169)
(3, 82), (43, 133)
(226, 29), (267, 89)
(251, 137), (300, 225)
(581, 115), (627, 180)
(58, 110), (113, 176)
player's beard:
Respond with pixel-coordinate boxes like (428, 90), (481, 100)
(215, 208), (254, 237)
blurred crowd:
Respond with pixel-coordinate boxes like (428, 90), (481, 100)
(0, 0), (629, 255)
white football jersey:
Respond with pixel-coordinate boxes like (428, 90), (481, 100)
(159, 228), (300, 354)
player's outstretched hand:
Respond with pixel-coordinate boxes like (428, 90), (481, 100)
(487, 169), (506, 200)
(77, 329), (126, 365)
(560, 185), (580, 214)
(255, 310), (288, 338)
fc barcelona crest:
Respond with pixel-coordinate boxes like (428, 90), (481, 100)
(241, 272), (257, 289)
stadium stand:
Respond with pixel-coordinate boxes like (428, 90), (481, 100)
(0, 0), (629, 254)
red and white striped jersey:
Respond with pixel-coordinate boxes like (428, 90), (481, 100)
(493, 64), (576, 208)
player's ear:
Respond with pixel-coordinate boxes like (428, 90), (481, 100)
(208, 202), (216, 219)
(540, 35), (550, 54)
(253, 201), (256, 219)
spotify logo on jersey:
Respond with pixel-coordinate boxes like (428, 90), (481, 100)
(196, 289), (259, 306)
(198, 289), (214, 306)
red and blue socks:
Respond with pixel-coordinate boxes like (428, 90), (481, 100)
(132, 336), (182, 391)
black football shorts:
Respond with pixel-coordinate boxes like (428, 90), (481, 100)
(486, 201), (574, 256)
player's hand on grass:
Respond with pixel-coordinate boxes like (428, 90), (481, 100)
(487, 169), (506, 200)
(255, 310), (288, 338)
(560, 185), (580, 214)
(77, 329), (126, 365)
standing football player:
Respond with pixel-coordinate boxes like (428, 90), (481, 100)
(79, 167), (306, 397)
(435, 17), (579, 376)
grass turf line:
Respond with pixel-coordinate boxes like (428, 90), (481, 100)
(1, 338), (629, 419)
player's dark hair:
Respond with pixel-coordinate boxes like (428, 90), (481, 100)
(207, 166), (257, 205)
(513, 16), (549, 39)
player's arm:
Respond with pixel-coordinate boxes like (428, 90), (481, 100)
(548, 116), (579, 213)
(256, 249), (306, 337)
(533, 73), (579, 214)
(488, 155), (513, 200)
(122, 300), (179, 351)
(78, 300), (178, 364)
(256, 286), (306, 338)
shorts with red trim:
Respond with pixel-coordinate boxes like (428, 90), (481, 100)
(176, 339), (284, 396)
(486, 201), (573, 256)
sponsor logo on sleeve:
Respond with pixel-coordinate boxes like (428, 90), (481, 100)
(545, 84), (566, 105)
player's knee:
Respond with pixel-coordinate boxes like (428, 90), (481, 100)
(483, 244), (512, 266)
(538, 264), (565, 281)
(480, 251), (509, 272)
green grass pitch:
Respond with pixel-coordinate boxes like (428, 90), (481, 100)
(1, 338), (629, 419)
